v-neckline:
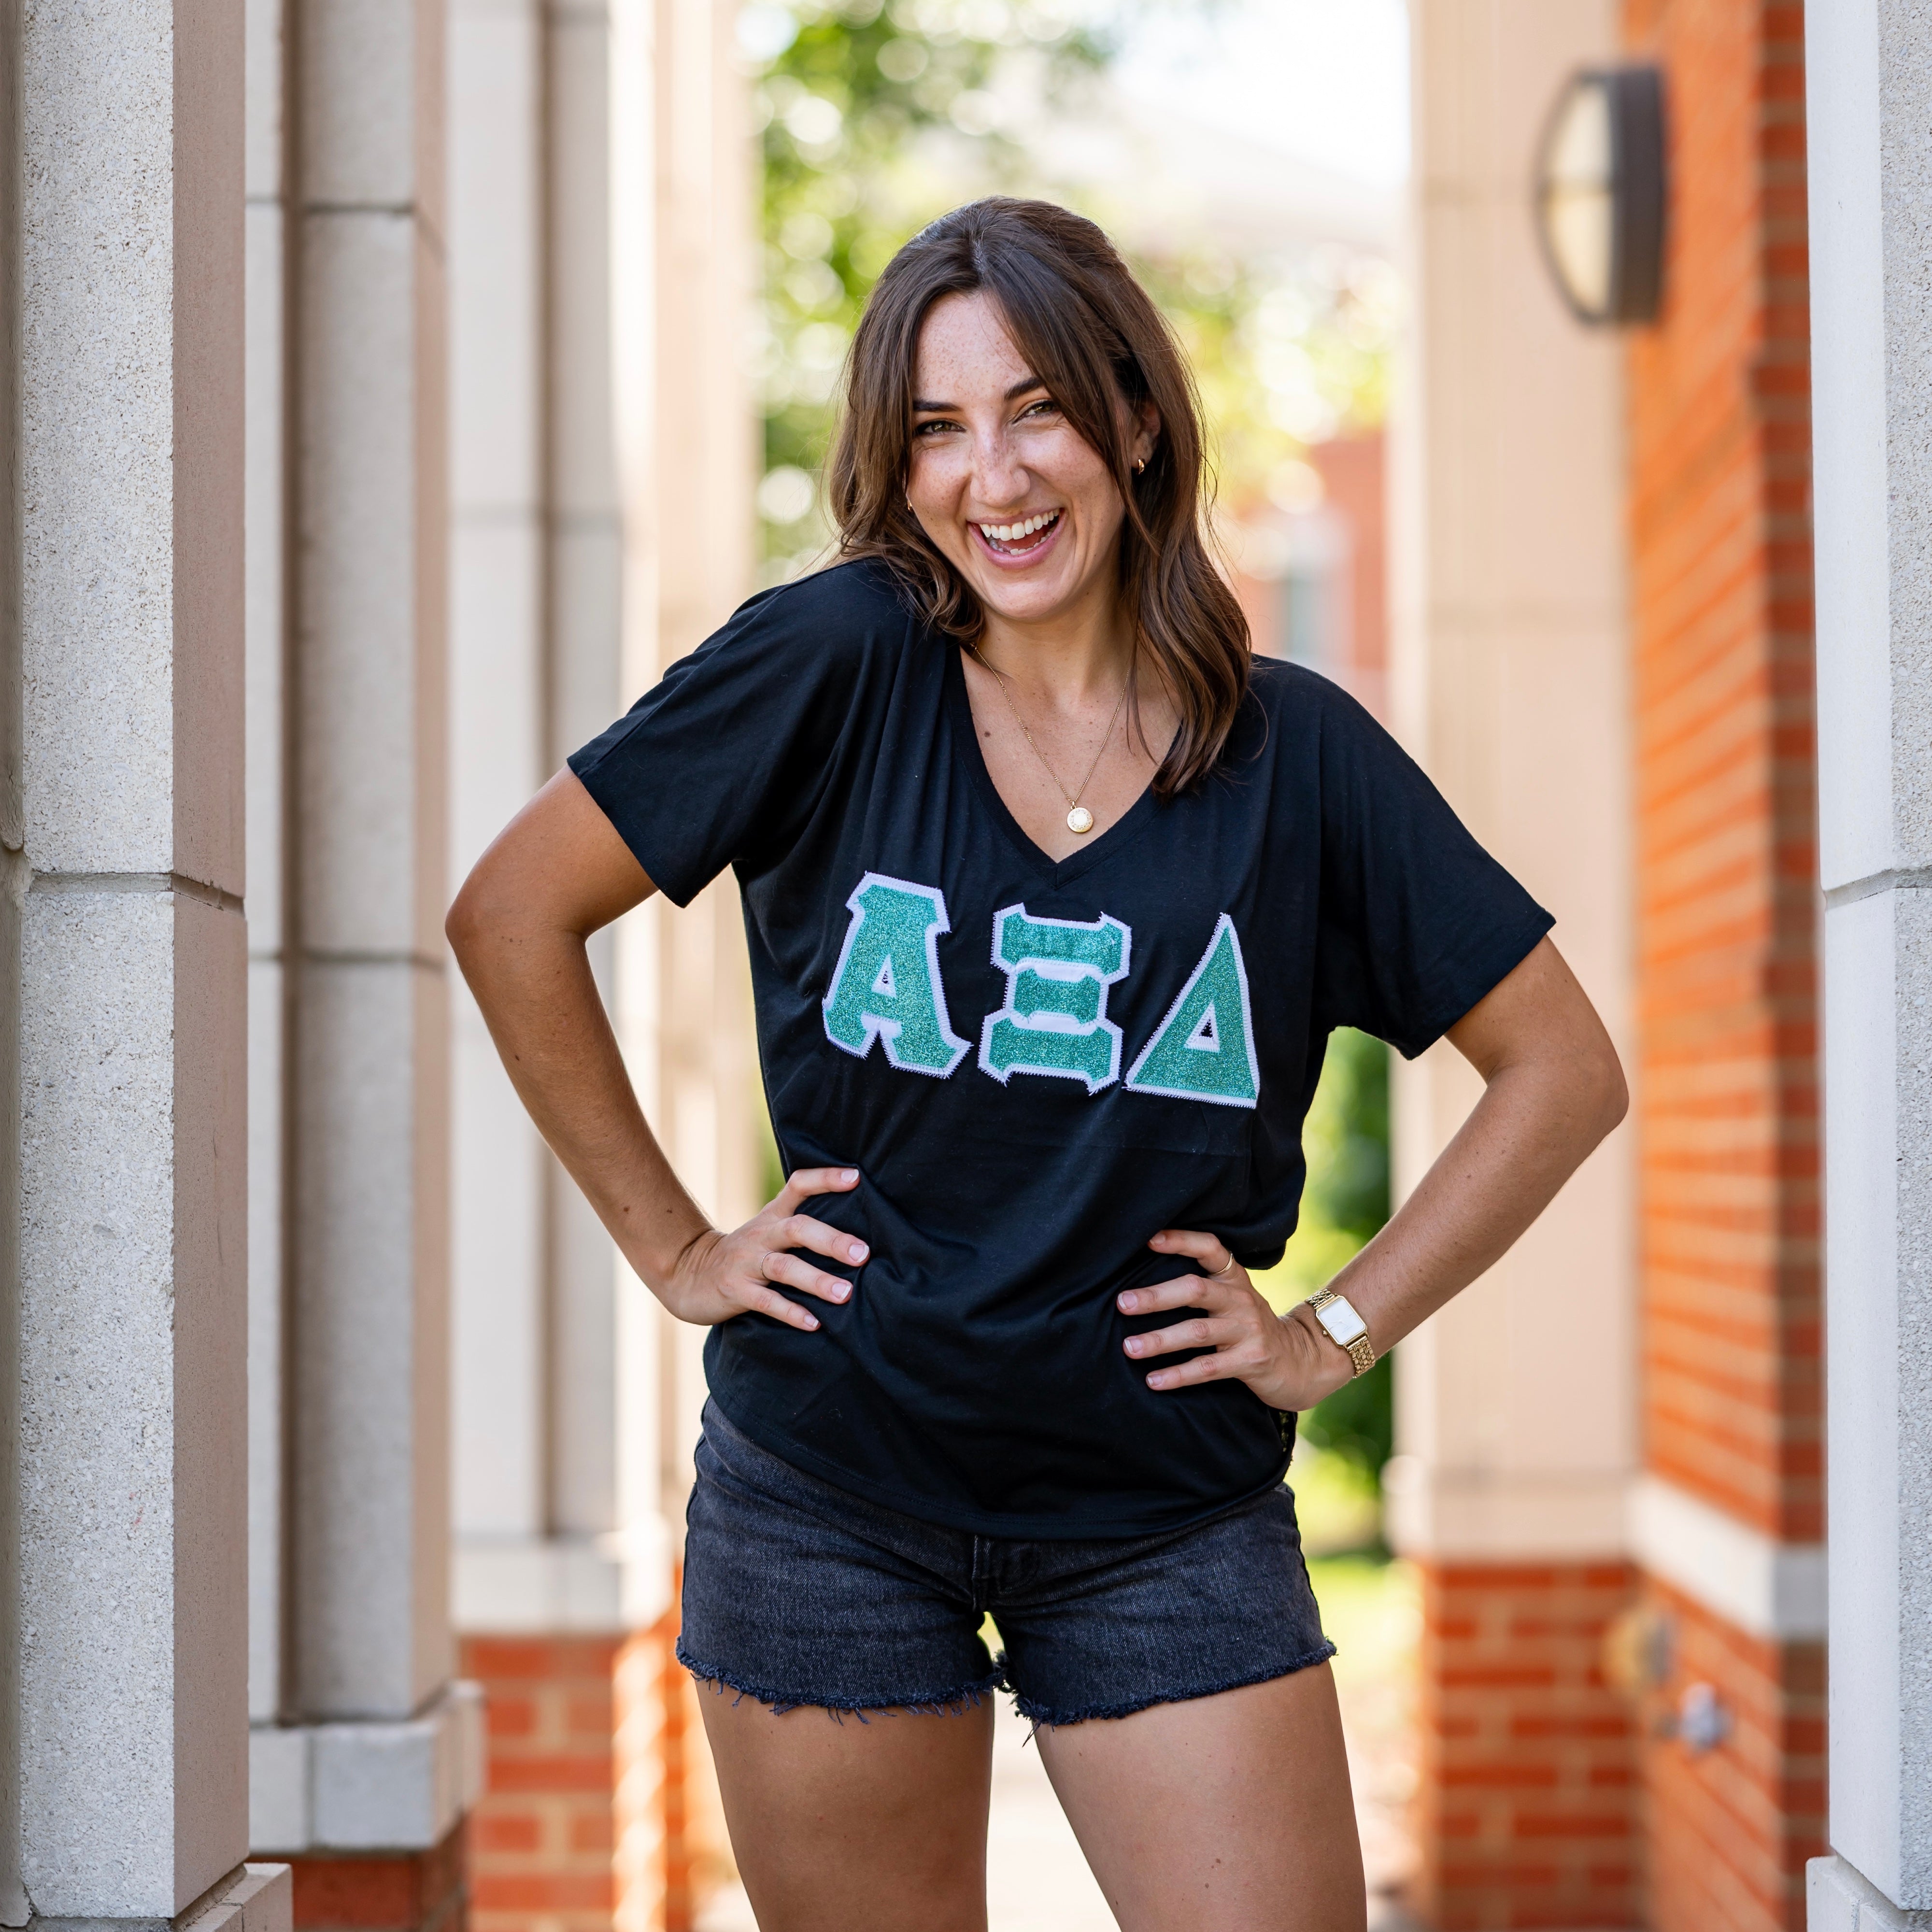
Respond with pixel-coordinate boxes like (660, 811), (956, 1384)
(943, 643), (1163, 889)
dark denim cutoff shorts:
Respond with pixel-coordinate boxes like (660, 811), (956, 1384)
(678, 1400), (1336, 1727)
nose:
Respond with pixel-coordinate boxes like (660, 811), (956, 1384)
(969, 422), (1029, 511)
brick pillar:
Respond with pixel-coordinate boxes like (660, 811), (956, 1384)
(1412, 1565), (1639, 1930)
(1623, 2), (1826, 1928)
(461, 1638), (621, 1932)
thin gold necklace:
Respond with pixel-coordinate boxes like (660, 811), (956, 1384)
(985, 662), (1129, 836)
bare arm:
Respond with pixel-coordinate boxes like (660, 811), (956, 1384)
(1122, 937), (1629, 1406)
(445, 768), (865, 1332)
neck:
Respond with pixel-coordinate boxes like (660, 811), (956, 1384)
(976, 578), (1133, 701)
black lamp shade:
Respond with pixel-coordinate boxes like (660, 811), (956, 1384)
(1534, 65), (1665, 326)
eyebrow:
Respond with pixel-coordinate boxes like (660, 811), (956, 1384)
(910, 375), (1049, 412)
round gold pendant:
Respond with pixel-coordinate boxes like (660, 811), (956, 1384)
(1066, 805), (1094, 835)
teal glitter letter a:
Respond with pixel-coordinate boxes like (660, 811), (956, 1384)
(1123, 914), (1261, 1108)
(822, 873), (969, 1077)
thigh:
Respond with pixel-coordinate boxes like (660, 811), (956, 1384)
(700, 1690), (996, 1932)
(1036, 1663), (1366, 1932)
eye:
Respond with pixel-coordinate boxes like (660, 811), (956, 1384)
(1017, 398), (1061, 423)
(913, 418), (961, 438)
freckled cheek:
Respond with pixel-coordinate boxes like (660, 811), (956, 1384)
(907, 449), (970, 525)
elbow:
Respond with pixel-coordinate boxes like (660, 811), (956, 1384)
(1591, 1041), (1630, 1143)
(444, 871), (492, 973)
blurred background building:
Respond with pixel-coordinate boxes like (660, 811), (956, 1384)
(0, 3), (1927, 1932)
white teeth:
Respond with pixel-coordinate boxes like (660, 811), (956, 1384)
(982, 511), (1059, 544)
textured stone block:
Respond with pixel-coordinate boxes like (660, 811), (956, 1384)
(20, 0), (243, 888)
(301, 0), (444, 221)
(294, 959), (451, 1720)
(19, 887), (247, 1915)
(298, 213), (445, 958)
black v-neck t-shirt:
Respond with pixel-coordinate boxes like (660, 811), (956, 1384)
(570, 559), (1552, 1538)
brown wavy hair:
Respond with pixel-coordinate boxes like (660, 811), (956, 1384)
(826, 197), (1250, 798)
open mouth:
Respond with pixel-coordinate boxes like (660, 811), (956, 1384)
(973, 510), (1063, 559)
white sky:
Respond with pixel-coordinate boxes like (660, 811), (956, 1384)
(1106, 0), (1410, 188)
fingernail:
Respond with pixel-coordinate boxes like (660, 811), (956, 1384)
(1147, 1373), (1168, 1389)
(803, 1315), (820, 1330)
(1125, 1337), (1143, 1356)
(848, 1242), (867, 1262)
(830, 1284), (850, 1301)
(841, 1169), (858, 1183)
(1118, 1292), (1137, 1312)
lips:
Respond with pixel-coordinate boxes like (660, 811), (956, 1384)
(973, 510), (1062, 558)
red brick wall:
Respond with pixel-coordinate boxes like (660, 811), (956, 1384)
(1638, 1583), (1825, 1932)
(462, 1636), (622, 1932)
(290, 1825), (469, 1932)
(1620, 3), (1821, 1929)
(1410, 1563), (1638, 1931)
(460, 1610), (727, 1932)
(1622, 0), (1818, 1550)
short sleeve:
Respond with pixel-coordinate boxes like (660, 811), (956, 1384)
(1311, 684), (1553, 1058)
(567, 563), (899, 906)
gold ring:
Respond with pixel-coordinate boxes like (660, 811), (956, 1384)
(1210, 1254), (1238, 1279)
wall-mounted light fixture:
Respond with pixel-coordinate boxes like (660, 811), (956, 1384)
(1534, 65), (1665, 325)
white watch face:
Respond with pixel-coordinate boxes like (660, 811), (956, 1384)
(1315, 1294), (1368, 1348)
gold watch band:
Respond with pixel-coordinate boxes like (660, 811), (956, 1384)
(1307, 1289), (1377, 1378)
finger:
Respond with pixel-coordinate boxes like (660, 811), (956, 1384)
(778, 1165), (860, 1209)
(1123, 1316), (1238, 1361)
(1145, 1351), (1244, 1392)
(1147, 1227), (1235, 1274)
(731, 1284), (822, 1332)
(759, 1249), (853, 1305)
(1115, 1272), (1230, 1317)
(775, 1212), (868, 1268)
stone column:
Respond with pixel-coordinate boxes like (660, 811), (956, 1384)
(246, 0), (482, 1893)
(11, 3), (286, 1928)
(1806, 4), (1932, 1924)
(1390, 5), (1640, 1922)
(446, 0), (627, 1634)
(448, 0), (558, 1611)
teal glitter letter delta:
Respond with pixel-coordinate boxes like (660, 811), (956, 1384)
(1123, 913), (1260, 1108)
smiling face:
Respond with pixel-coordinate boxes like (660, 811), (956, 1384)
(906, 290), (1155, 640)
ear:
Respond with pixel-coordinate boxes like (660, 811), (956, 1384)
(1131, 401), (1161, 469)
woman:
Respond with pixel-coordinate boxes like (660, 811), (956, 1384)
(449, 198), (1626, 1932)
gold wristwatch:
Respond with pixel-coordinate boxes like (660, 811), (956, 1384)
(1305, 1289), (1376, 1378)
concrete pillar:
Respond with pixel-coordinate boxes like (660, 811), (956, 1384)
(1806, 4), (1932, 1923)
(246, 0), (482, 1880)
(448, 0), (555, 1593)
(291, 0), (452, 1720)
(244, 0), (291, 1741)
(446, 0), (626, 1634)
(1391, 5), (1639, 1921)
(10, 4), (286, 1929)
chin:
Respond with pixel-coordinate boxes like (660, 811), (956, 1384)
(972, 572), (1080, 627)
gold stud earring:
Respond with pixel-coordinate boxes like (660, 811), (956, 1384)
(1134, 457), (1147, 474)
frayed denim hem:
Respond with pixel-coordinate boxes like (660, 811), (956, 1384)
(1010, 1638), (1338, 1730)
(677, 1641), (1005, 1721)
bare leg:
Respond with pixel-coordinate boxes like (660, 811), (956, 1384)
(1036, 1663), (1366, 1932)
(697, 1688), (997, 1932)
